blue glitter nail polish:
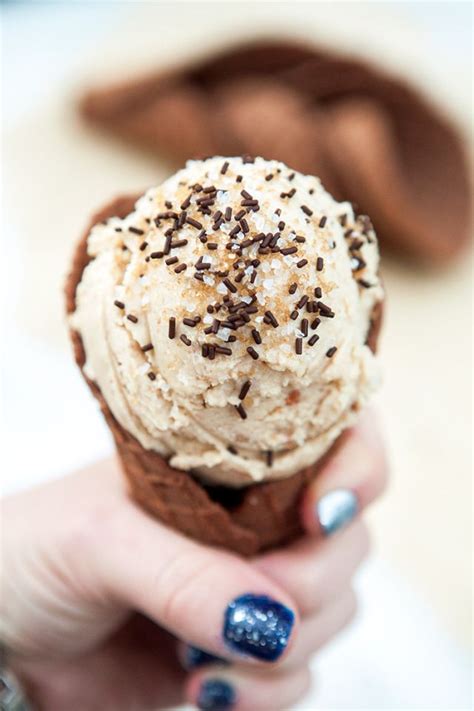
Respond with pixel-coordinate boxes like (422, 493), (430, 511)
(317, 488), (358, 536)
(182, 644), (226, 670)
(197, 679), (236, 711)
(223, 594), (295, 662)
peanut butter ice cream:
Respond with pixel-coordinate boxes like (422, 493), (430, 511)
(70, 156), (383, 487)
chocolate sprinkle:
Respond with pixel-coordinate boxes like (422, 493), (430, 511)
(168, 317), (176, 339)
(326, 346), (338, 358)
(317, 301), (334, 317)
(308, 334), (319, 346)
(141, 343), (154, 352)
(319, 216), (327, 228)
(239, 380), (252, 400)
(223, 278), (237, 293)
(295, 338), (303, 355)
(264, 310), (279, 328)
(215, 346), (232, 356)
(114, 300), (125, 309)
(180, 334), (192, 346)
(301, 205), (313, 216)
(164, 234), (172, 255)
(316, 257), (324, 271)
(127, 314), (138, 323)
(247, 346), (259, 360)
(180, 194), (192, 210)
(186, 217), (202, 229)
(172, 239), (188, 248)
(235, 403), (247, 420)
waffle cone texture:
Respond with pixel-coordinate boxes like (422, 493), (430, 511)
(65, 194), (383, 556)
(80, 39), (471, 264)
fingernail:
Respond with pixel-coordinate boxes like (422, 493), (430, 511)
(197, 678), (236, 711)
(223, 593), (295, 662)
(316, 488), (358, 536)
(182, 644), (227, 670)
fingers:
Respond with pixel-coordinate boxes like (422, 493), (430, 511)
(183, 590), (356, 709)
(13, 615), (186, 711)
(301, 410), (388, 536)
(281, 587), (357, 668)
(186, 664), (312, 711)
(82, 496), (299, 666)
(254, 520), (370, 615)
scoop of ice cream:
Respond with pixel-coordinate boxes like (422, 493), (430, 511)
(71, 156), (383, 486)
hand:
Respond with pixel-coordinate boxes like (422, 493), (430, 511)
(1, 411), (387, 711)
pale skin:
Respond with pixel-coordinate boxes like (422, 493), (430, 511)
(1, 411), (387, 711)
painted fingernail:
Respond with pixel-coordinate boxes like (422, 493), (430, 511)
(317, 488), (358, 536)
(197, 678), (236, 711)
(182, 644), (227, 670)
(223, 593), (295, 662)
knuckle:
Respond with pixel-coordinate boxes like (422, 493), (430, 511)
(62, 501), (121, 562)
(158, 549), (225, 626)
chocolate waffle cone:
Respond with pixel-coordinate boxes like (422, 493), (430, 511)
(65, 194), (383, 557)
(80, 39), (471, 263)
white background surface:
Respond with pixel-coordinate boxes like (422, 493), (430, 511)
(1, 2), (472, 709)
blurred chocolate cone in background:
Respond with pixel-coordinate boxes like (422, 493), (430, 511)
(80, 39), (471, 264)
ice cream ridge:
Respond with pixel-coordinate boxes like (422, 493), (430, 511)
(71, 156), (383, 488)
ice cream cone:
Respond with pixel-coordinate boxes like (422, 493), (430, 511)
(79, 39), (471, 263)
(66, 189), (382, 556)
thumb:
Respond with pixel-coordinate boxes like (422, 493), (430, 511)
(86, 496), (298, 665)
